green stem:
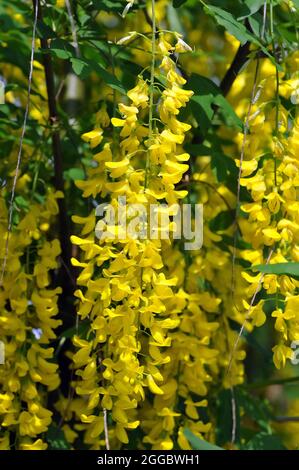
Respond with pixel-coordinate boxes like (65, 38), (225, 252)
(274, 64), (279, 187)
(270, 0), (279, 187)
(245, 374), (299, 390)
(269, 0), (274, 37)
(108, 42), (118, 158)
(139, 0), (156, 330)
(144, 0), (156, 190)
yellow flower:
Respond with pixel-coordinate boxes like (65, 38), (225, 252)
(81, 128), (103, 148)
(19, 439), (48, 450)
(272, 344), (293, 369)
(127, 79), (149, 108)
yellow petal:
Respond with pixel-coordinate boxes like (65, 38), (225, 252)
(147, 374), (164, 395)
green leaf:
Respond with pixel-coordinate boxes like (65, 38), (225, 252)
(71, 58), (126, 94)
(190, 95), (214, 134)
(210, 210), (235, 231)
(210, 152), (238, 182)
(252, 262), (299, 280)
(36, 19), (57, 39)
(46, 424), (71, 450)
(189, 74), (243, 133)
(248, 14), (266, 39)
(184, 429), (224, 450)
(237, 388), (272, 432)
(64, 168), (85, 181)
(173, 0), (188, 9)
(71, 58), (90, 77)
(216, 234), (251, 251)
(203, 5), (250, 44)
(244, 432), (286, 450)
(214, 95), (243, 129)
(50, 38), (74, 59)
(238, 0), (265, 19)
(93, 0), (124, 12)
(93, 62), (126, 94)
(14, 195), (29, 211)
(186, 143), (238, 183)
(203, 4), (276, 64)
(51, 48), (71, 59)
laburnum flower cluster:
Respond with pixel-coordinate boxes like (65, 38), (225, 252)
(232, 59), (299, 370)
(187, 53), (299, 392)
(0, 189), (63, 450)
(1, 0), (298, 453)
(69, 28), (223, 449)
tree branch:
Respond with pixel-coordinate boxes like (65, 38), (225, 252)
(34, 0), (74, 295)
(220, 42), (251, 96)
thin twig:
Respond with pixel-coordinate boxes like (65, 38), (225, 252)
(228, 4), (269, 445)
(230, 59), (260, 301)
(55, 77), (66, 101)
(227, 248), (274, 377)
(229, 7), (268, 297)
(103, 408), (110, 450)
(144, 0), (156, 190)
(65, 0), (80, 58)
(230, 387), (237, 444)
(274, 416), (299, 423)
(269, 0), (279, 187)
(178, 179), (232, 210)
(261, 2), (267, 40)
(59, 255), (77, 288)
(0, 2), (39, 286)
(245, 374), (299, 390)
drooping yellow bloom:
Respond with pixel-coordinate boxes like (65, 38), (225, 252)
(0, 188), (62, 448)
(71, 26), (219, 450)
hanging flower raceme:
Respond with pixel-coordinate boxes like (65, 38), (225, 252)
(0, 188), (63, 450)
(70, 24), (221, 449)
(230, 57), (299, 370)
